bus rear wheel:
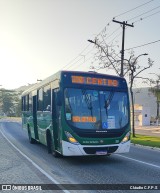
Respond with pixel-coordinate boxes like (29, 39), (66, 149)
(53, 150), (61, 158)
(46, 130), (62, 158)
(46, 131), (52, 154)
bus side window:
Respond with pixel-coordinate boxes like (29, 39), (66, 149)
(43, 84), (51, 111)
(29, 93), (32, 111)
(37, 88), (43, 111)
(26, 95), (29, 111)
(22, 95), (29, 111)
(22, 96), (25, 111)
(52, 88), (59, 116)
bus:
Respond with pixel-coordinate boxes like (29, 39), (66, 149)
(22, 71), (130, 157)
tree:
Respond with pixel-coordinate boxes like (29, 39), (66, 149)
(149, 74), (160, 125)
(1, 90), (14, 116)
(126, 54), (153, 137)
(14, 93), (22, 117)
(0, 89), (22, 117)
(88, 38), (153, 137)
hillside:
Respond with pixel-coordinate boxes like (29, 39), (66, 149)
(15, 84), (36, 93)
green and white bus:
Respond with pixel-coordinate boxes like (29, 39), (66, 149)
(22, 71), (130, 157)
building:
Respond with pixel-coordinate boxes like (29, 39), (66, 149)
(131, 87), (159, 126)
(134, 104), (150, 126)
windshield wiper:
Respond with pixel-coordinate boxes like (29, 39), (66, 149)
(65, 90), (73, 114)
(104, 92), (114, 117)
(82, 90), (93, 117)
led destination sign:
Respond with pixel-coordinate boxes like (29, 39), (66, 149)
(72, 116), (96, 123)
(71, 76), (119, 87)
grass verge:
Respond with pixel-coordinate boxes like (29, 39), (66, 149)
(131, 134), (160, 148)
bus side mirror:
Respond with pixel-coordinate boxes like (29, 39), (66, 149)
(57, 91), (62, 106)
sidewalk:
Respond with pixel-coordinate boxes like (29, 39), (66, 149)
(0, 124), (59, 193)
(135, 125), (160, 137)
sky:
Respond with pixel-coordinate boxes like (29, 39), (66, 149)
(0, 0), (160, 89)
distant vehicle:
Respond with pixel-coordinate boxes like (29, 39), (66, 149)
(22, 71), (130, 157)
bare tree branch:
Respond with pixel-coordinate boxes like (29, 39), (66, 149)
(88, 37), (154, 138)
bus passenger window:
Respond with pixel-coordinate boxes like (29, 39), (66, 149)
(25, 95), (29, 111)
(22, 96), (26, 111)
(29, 94), (32, 111)
(43, 85), (51, 111)
(38, 88), (43, 111)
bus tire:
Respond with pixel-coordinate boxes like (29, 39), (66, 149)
(28, 126), (35, 144)
(46, 130), (52, 154)
(53, 150), (61, 158)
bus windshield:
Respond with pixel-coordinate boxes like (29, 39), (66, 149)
(64, 88), (129, 130)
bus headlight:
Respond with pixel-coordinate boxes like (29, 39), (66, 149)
(121, 132), (130, 143)
(65, 131), (79, 145)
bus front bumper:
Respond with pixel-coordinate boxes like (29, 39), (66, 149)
(62, 140), (130, 156)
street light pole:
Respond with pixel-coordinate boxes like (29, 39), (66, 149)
(130, 53), (148, 137)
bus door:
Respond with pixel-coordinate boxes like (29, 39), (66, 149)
(33, 95), (39, 140)
(52, 90), (61, 152)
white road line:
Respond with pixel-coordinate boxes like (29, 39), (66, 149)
(116, 154), (160, 169)
(0, 129), (71, 193)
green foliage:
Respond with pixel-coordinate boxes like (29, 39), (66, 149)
(2, 92), (14, 115)
(0, 90), (22, 117)
(131, 134), (160, 148)
(150, 87), (160, 100)
(155, 89), (160, 102)
(149, 75), (160, 101)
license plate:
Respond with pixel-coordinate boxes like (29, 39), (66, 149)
(96, 150), (107, 155)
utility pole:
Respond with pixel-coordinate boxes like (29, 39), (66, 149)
(112, 19), (134, 77)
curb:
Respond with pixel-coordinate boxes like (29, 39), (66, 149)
(131, 143), (160, 152)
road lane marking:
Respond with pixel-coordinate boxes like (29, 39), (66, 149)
(0, 129), (71, 193)
(116, 154), (160, 169)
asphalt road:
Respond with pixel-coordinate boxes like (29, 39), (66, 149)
(135, 126), (160, 137)
(0, 121), (160, 193)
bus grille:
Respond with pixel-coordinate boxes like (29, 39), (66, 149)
(76, 131), (123, 138)
(83, 146), (118, 154)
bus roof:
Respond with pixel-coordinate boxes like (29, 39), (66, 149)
(22, 70), (125, 96)
(22, 71), (61, 96)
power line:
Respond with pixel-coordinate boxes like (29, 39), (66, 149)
(133, 9), (160, 24)
(127, 5), (160, 22)
(64, 57), (84, 70)
(108, 31), (122, 44)
(102, 26), (121, 41)
(113, 0), (154, 19)
(64, 46), (96, 70)
(69, 55), (93, 71)
(99, 1), (154, 39)
(97, 20), (112, 38)
(125, 39), (160, 51)
(96, 26), (121, 48)
(62, 44), (91, 70)
(60, 0), (158, 72)
(102, 5), (160, 46)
